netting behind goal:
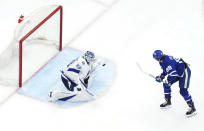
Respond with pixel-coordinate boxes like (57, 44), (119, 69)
(0, 5), (62, 87)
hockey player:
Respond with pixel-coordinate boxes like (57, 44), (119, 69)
(49, 51), (101, 101)
(153, 50), (196, 117)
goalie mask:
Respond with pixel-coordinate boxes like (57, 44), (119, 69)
(83, 51), (95, 64)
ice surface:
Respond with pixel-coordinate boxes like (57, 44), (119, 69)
(0, 0), (204, 131)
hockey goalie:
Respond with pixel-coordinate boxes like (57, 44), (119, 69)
(48, 51), (102, 102)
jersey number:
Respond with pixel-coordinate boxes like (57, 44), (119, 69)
(166, 65), (172, 73)
(76, 64), (82, 69)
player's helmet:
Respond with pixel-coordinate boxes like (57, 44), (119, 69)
(153, 50), (163, 61)
(83, 51), (95, 64)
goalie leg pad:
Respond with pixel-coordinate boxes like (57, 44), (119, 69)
(49, 89), (77, 102)
(58, 94), (77, 101)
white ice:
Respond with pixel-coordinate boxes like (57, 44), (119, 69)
(0, 0), (204, 131)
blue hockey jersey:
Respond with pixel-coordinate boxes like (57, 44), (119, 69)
(159, 55), (186, 85)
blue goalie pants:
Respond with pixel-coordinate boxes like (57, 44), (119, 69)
(57, 75), (78, 101)
(61, 75), (77, 92)
(163, 67), (194, 105)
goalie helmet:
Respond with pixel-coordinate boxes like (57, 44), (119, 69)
(153, 50), (163, 61)
(83, 51), (95, 64)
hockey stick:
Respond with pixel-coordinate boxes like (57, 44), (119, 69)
(136, 62), (155, 79)
(136, 62), (165, 83)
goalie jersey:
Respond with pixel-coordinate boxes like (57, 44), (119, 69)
(61, 57), (92, 86)
(60, 55), (100, 88)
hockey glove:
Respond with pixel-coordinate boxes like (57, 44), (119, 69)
(155, 73), (166, 83)
(155, 75), (162, 83)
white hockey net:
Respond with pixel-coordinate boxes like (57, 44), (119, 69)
(0, 5), (62, 87)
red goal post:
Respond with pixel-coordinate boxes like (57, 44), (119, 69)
(18, 5), (63, 87)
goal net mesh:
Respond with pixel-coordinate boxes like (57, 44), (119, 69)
(0, 5), (62, 87)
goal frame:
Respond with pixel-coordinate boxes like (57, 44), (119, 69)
(19, 5), (63, 87)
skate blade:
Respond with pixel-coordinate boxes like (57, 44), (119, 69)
(160, 105), (172, 110)
(186, 111), (197, 118)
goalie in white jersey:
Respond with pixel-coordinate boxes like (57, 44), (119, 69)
(49, 51), (101, 101)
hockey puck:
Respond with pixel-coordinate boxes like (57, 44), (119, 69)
(102, 64), (106, 66)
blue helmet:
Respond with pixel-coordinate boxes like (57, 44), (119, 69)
(83, 51), (95, 63)
(153, 50), (163, 60)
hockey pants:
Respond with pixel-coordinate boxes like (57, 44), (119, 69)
(163, 66), (193, 105)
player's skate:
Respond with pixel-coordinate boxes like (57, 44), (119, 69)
(160, 98), (171, 109)
(186, 103), (197, 117)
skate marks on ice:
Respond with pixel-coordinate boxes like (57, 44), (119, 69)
(0, 86), (18, 106)
(18, 48), (115, 107)
(64, 0), (119, 47)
